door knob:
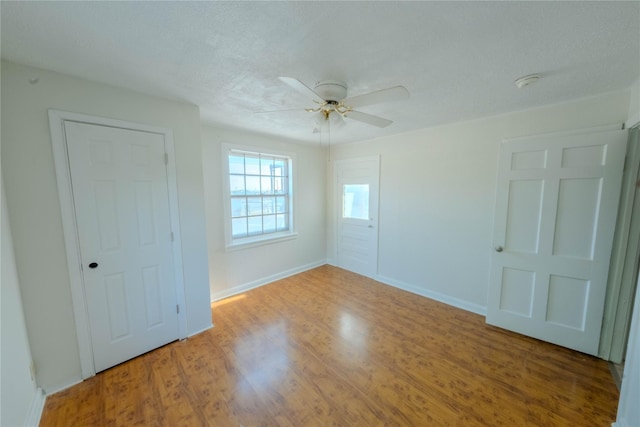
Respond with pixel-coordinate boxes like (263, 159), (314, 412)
(88, 262), (99, 269)
(495, 246), (503, 253)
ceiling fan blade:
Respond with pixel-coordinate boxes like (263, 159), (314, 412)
(278, 77), (323, 102)
(343, 86), (409, 109)
(344, 110), (393, 128)
(252, 108), (306, 114)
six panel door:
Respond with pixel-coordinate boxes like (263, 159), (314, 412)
(65, 121), (179, 372)
(486, 128), (627, 355)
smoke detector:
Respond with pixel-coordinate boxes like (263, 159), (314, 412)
(514, 74), (540, 89)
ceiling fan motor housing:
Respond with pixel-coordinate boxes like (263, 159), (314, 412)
(314, 80), (347, 101)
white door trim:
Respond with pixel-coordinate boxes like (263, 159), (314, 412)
(48, 110), (187, 378)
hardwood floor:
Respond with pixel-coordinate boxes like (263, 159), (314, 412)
(40, 265), (619, 426)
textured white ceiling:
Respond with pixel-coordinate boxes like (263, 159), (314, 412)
(2, 1), (639, 144)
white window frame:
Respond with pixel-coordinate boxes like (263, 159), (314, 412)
(221, 143), (297, 250)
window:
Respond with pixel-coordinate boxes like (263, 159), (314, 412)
(223, 146), (295, 248)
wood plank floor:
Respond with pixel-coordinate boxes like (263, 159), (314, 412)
(40, 265), (619, 426)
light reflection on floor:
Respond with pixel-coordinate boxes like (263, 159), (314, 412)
(211, 293), (247, 308)
(339, 310), (370, 359)
(235, 319), (290, 393)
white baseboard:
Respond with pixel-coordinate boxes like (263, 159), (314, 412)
(188, 323), (214, 338)
(210, 259), (328, 302)
(375, 274), (487, 316)
(44, 378), (83, 397)
(25, 388), (46, 427)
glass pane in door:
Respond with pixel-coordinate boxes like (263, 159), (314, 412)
(343, 184), (369, 220)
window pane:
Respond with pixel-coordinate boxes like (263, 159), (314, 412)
(231, 197), (247, 217)
(275, 196), (287, 213)
(276, 214), (288, 231)
(230, 175), (245, 195)
(262, 196), (275, 214)
(261, 176), (273, 195)
(261, 156), (274, 175)
(232, 218), (247, 238)
(343, 184), (369, 220)
(229, 154), (245, 174)
(248, 216), (262, 235)
(263, 214), (276, 233)
(245, 176), (260, 195)
(247, 197), (262, 216)
(274, 159), (286, 176)
(274, 177), (286, 194)
(245, 155), (260, 175)
(227, 150), (292, 242)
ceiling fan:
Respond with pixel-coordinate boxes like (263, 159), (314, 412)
(272, 77), (409, 129)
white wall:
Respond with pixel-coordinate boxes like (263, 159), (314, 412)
(1, 60), (212, 392)
(329, 90), (632, 313)
(202, 126), (327, 300)
(1, 180), (41, 426)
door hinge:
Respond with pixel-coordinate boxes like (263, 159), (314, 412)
(176, 304), (180, 314)
(170, 231), (174, 242)
(164, 153), (169, 165)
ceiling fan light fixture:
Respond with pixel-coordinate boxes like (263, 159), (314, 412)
(313, 111), (326, 127)
(314, 108), (345, 128)
(328, 110), (345, 127)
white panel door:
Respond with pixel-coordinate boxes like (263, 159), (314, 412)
(336, 157), (380, 278)
(487, 129), (627, 355)
(65, 121), (179, 372)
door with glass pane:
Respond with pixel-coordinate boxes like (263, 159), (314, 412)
(335, 156), (380, 278)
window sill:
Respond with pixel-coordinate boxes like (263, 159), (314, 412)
(225, 232), (298, 252)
